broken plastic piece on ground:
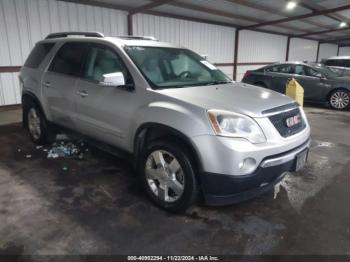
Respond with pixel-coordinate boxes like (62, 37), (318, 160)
(25, 154), (32, 159)
(47, 140), (88, 160)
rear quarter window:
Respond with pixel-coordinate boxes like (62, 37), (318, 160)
(24, 43), (55, 68)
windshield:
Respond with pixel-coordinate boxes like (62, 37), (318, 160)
(124, 46), (231, 89)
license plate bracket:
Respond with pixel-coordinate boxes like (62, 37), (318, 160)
(294, 149), (308, 172)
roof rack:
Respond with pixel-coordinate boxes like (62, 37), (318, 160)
(45, 32), (104, 39)
(117, 36), (158, 41)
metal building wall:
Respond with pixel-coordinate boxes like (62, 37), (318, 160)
(288, 38), (318, 62)
(0, 0), (127, 106)
(338, 47), (350, 56)
(133, 14), (235, 78)
(236, 30), (287, 81)
(318, 43), (338, 61)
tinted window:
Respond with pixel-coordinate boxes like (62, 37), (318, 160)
(325, 59), (347, 67)
(343, 60), (350, 68)
(49, 42), (87, 76)
(83, 45), (131, 83)
(294, 65), (308, 76)
(265, 64), (292, 74)
(304, 67), (322, 77)
(24, 43), (55, 68)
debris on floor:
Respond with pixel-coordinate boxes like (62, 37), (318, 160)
(47, 142), (83, 159)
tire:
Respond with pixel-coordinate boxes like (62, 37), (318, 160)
(23, 101), (54, 145)
(138, 139), (198, 212)
(328, 89), (350, 110)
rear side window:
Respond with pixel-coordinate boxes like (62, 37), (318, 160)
(49, 42), (87, 77)
(24, 43), (55, 68)
(265, 64), (292, 74)
(325, 60), (340, 66)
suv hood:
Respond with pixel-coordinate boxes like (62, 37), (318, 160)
(155, 82), (294, 118)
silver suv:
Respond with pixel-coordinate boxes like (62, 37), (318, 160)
(20, 32), (310, 211)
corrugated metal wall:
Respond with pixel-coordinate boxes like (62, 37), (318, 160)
(238, 31), (287, 63)
(318, 43), (338, 61)
(133, 14), (235, 78)
(0, 0), (127, 106)
(0, 0), (339, 106)
(288, 38), (318, 62)
(338, 47), (350, 56)
(236, 30), (287, 81)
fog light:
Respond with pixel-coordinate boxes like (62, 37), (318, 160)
(239, 158), (257, 174)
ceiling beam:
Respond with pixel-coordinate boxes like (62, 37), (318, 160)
(160, 0), (312, 33)
(320, 37), (350, 44)
(239, 4), (350, 30)
(294, 26), (350, 38)
(225, 0), (333, 30)
(129, 0), (174, 15)
(299, 1), (350, 24)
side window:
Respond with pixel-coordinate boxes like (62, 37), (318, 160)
(49, 42), (87, 77)
(294, 65), (308, 76)
(265, 64), (292, 74)
(344, 60), (350, 68)
(24, 43), (55, 68)
(305, 67), (322, 77)
(83, 45), (131, 83)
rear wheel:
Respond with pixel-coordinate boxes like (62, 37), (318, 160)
(329, 89), (350, 110)
(139, 139), (198, 212)
(24, 102), (54, 144)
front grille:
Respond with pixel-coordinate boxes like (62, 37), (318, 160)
(268, 108), (306, 137)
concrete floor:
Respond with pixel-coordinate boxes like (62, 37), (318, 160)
(0, 106), (350, 256)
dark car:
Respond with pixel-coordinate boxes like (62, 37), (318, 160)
(242, 62), (350, 110)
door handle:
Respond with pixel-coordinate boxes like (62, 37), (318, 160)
(43, 81), (51, 88)
(77, 90), (88, 97)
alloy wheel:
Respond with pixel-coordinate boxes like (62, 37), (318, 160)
(145, 150), (185, 203)
(330, 91), (350, 109)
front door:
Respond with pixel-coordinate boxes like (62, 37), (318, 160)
(74, 43), (135, 149)
(292, 65), (327, 101)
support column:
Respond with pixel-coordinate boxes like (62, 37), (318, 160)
(127, 13), (133, 36)
(233, 29), (240, 81)
(285, 36), (291, 61)
(316, 42), (321, 62)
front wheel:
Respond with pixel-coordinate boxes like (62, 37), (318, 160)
(329, 89), (350, 110)
(139, 140), (198, 212)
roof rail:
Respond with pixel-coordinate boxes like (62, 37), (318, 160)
(117, 36), (158, 41)
(45, 32), (104, 39)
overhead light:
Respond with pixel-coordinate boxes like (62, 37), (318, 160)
(340, 22), (347, 28)
(286, 1), (297, 10)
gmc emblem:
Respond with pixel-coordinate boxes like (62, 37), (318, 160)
(286, 114), (301, 127)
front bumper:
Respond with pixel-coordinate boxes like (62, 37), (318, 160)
(200, 138), (310, 206)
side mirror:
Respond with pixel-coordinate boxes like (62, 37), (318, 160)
(100, 72), (125, 87)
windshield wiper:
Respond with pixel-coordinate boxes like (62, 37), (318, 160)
(203, 80), (232, 86)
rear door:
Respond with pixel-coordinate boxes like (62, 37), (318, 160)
(264, 64), (293, 94)
(74, 43), (135, 148)
(42, 42), (88, 128)
(291, 65), (327, 101)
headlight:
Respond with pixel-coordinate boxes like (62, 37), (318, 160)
(208, 110), (266, 144)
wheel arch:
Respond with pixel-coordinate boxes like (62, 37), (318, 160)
(22, 91), (46, 126)
(133, 123), (203, 174)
